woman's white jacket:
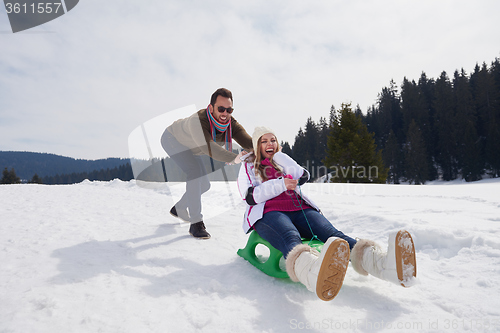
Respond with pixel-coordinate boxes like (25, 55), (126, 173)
(237, 152), (320, 233)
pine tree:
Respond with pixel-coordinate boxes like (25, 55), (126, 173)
(488, 58), (500, 177)
(453, 69), (483, 181)
(29, 174), (43, 184)
(404, 120), (428, 184)
(1, 168), (21, 184)
(303, 117), (320, 168)
(291, 128), (306, 166)
(316, 116), (331, 179)
(377, 80), (403, 143)
(281, 141), (293, 156)
(418, 72), (439, 180)
(383, 130), (403, 184)
(324, 103), (387, 183)
(363, 105), (384, 148)
(317, 116), (330, 160)
(461, 121), (483, 181)
(400, 77), (434, 183)
(291, 117), (325, 181)
(472, 62), (500, 177)
(434, 71), (458, 180)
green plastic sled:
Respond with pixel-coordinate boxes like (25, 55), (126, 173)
(237, 230), (324, 278)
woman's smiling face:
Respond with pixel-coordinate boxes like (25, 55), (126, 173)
(259, 133), (278, 159)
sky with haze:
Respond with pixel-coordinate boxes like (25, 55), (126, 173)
(1, 0), (499, 159)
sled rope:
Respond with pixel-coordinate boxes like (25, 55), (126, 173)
(290, 184), (320, 246)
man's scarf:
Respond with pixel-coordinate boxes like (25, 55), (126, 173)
(207, 106), (232, 151)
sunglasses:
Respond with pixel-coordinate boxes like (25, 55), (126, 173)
(217, 106), (234, 114)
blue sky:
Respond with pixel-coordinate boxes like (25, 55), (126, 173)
(1, 0), (500, 159)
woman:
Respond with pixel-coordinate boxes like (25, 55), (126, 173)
(237, 127), (417, 301)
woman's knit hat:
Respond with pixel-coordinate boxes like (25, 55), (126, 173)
(252, 126), (277, 153)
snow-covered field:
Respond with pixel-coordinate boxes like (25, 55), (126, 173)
(1, 179), (500, 332)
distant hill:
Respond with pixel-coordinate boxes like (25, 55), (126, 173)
(0, 151), (239, 184)
(0, 151), (131, 180)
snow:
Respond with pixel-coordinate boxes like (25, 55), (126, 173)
(1, 179), (500, 332)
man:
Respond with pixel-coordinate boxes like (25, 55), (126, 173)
(161, 88), (253, 239)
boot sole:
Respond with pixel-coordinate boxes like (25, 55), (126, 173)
(189, 232), (211, 239)
(316, 238), (350, 301)
(395, 230), (417, 287)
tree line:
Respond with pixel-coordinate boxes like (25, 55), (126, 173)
(286, 57), (500, 184)
(365, 59), (500, 183)
(1, 164), (134, 185)
(0, 151), (130, 180)
(3, 58), (499, 185)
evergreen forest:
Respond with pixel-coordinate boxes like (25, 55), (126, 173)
(287, 58), (500, 184)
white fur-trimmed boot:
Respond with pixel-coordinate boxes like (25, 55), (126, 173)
(350, 230), (417, 287)
(285, 238), (350, 301)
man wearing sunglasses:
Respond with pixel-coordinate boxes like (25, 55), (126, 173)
(161, 88), (253, 239)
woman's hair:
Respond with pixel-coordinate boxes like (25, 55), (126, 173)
(253, 134), (282, 182)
